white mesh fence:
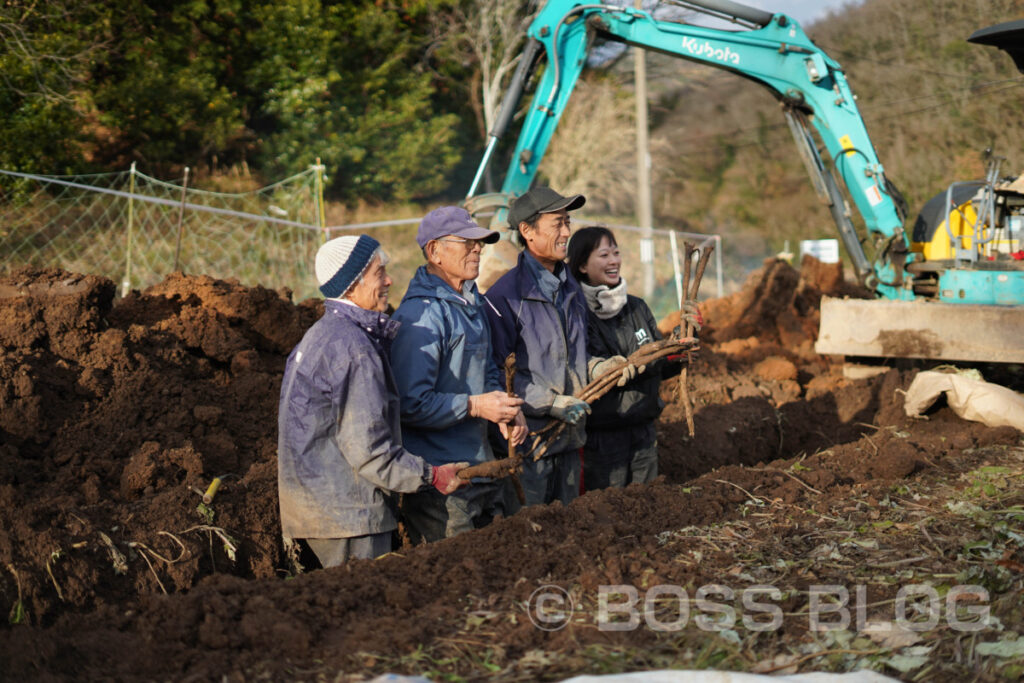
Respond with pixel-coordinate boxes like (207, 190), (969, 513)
(1, 166), (722, 319)
(1, 165), (326, 301)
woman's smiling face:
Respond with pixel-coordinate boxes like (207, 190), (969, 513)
(579, 235), (621, 287)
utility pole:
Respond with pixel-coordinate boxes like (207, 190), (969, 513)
(635, 0), (655, 298)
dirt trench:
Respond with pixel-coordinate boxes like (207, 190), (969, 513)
(0, 257), (1021, 681)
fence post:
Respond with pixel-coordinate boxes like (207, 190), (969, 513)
(173, 166), (190, 273)
(121, 162), (137, 297)
(715, 234), (724, 298)
(669, 229), (683, 308)
(314, 158), (327, 242)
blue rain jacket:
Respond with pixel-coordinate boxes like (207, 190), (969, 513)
(390, 266), (504, 466)
(483, 251), (590, 454)
(277, 300), (431, 540)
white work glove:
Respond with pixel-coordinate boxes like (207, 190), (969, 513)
(549, 395), (591, 425)
(588, 355), (644, 387)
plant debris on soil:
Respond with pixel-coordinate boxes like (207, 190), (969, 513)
(1, 256), (1022, 682)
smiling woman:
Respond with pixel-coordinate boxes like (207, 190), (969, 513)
(567, 225), (686, 492)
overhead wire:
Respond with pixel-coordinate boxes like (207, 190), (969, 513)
(670, 76), (1023, 157)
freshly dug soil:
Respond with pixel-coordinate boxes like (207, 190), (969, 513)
(1, 258), (1021, 681)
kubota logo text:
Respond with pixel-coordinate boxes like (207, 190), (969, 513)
(681, 37), (740, 65)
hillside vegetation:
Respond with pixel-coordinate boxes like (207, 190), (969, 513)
(3, 0), (1022, 295)
(632, 0), (1024, 268)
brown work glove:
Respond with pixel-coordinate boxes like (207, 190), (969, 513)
(431, 462), (470, 494)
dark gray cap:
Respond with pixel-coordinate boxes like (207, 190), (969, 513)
(508, 186), (585, 229)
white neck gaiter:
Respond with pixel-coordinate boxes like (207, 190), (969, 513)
(580, 277), (628, 319)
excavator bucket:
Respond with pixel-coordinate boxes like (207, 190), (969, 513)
(815, 296), (1024, 363)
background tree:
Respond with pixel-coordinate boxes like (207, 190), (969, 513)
(425, 0), (537, 192)
(254, 1), (463, 202)
(0, 1), (101, 173)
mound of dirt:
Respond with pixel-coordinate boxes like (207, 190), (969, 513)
(1, 260), (1021, 682)
(1, 267), (320, 623)
(660, 254), (871, 358)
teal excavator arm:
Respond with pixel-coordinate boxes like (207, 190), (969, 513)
(468, 0), (915, 300)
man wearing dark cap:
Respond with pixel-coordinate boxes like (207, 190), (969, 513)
(483, 186), (629, 506)
(277, 234), (470, 568)
(390, 207), (528, 542)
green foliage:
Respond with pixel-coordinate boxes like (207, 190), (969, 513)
(8, 599), (25, 625)
(87, 0), (258, 167)
(255, 2), (462, 201)
(1, 0), (467, 202)
(0, 2), (96, 173)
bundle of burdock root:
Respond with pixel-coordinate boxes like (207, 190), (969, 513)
(524, 336), (700, 461)
(457, 335), (699, 481)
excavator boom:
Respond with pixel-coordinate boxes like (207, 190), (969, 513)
(468, 0), (1024, 363)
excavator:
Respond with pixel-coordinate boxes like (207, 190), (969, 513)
(463, 0), (1024, 363)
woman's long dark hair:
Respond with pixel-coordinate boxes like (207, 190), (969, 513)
(567, 226), (618, 285)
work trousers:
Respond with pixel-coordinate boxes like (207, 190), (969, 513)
(583, 421), (658, 491)
(401, 478), (519, 544)
(519, 449), (581, 506)
(303, 533), (393, 568)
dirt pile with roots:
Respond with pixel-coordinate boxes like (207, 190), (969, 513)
(1, 257), (1021, 681)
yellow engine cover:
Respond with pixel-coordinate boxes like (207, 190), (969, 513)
(910, 200), (980, 260)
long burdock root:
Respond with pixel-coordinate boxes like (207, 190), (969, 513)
(678, 242), (715, 436)
(454, 353), (531, 493)
(525, 337), (699, 460)
(457, 457), (522, 480)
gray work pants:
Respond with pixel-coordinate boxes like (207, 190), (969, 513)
(519, 449), (581, 506)
(304, 533), (393, 568)
(583, 421), (658, 491)
(401, 478), (519, 544)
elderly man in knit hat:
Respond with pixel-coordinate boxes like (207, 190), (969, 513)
(390, 207), (528, 543)
(277, 234), (469, 568)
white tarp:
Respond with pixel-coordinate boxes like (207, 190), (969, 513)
(560, 672), (899, 683)
(372, 673), (900, 683)
(903, 370), (1024, 430)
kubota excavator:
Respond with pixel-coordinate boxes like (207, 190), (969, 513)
(464, 0), (1024, 363)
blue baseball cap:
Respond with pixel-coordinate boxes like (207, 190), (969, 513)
(417, 206), (499, 249)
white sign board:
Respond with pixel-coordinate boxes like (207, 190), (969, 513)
(800, 238), (840, 264)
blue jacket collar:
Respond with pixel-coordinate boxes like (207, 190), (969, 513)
(402, 265), (479, 307)
(518, 250), (574, 303)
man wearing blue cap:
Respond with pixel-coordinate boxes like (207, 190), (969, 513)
(390, 207), (528, 543)
(277, 234), (470, 568)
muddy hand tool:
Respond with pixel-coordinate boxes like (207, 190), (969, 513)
(677, 239), (714, 437)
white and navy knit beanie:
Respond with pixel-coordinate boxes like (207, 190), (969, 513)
(315, 234), (380, 298)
